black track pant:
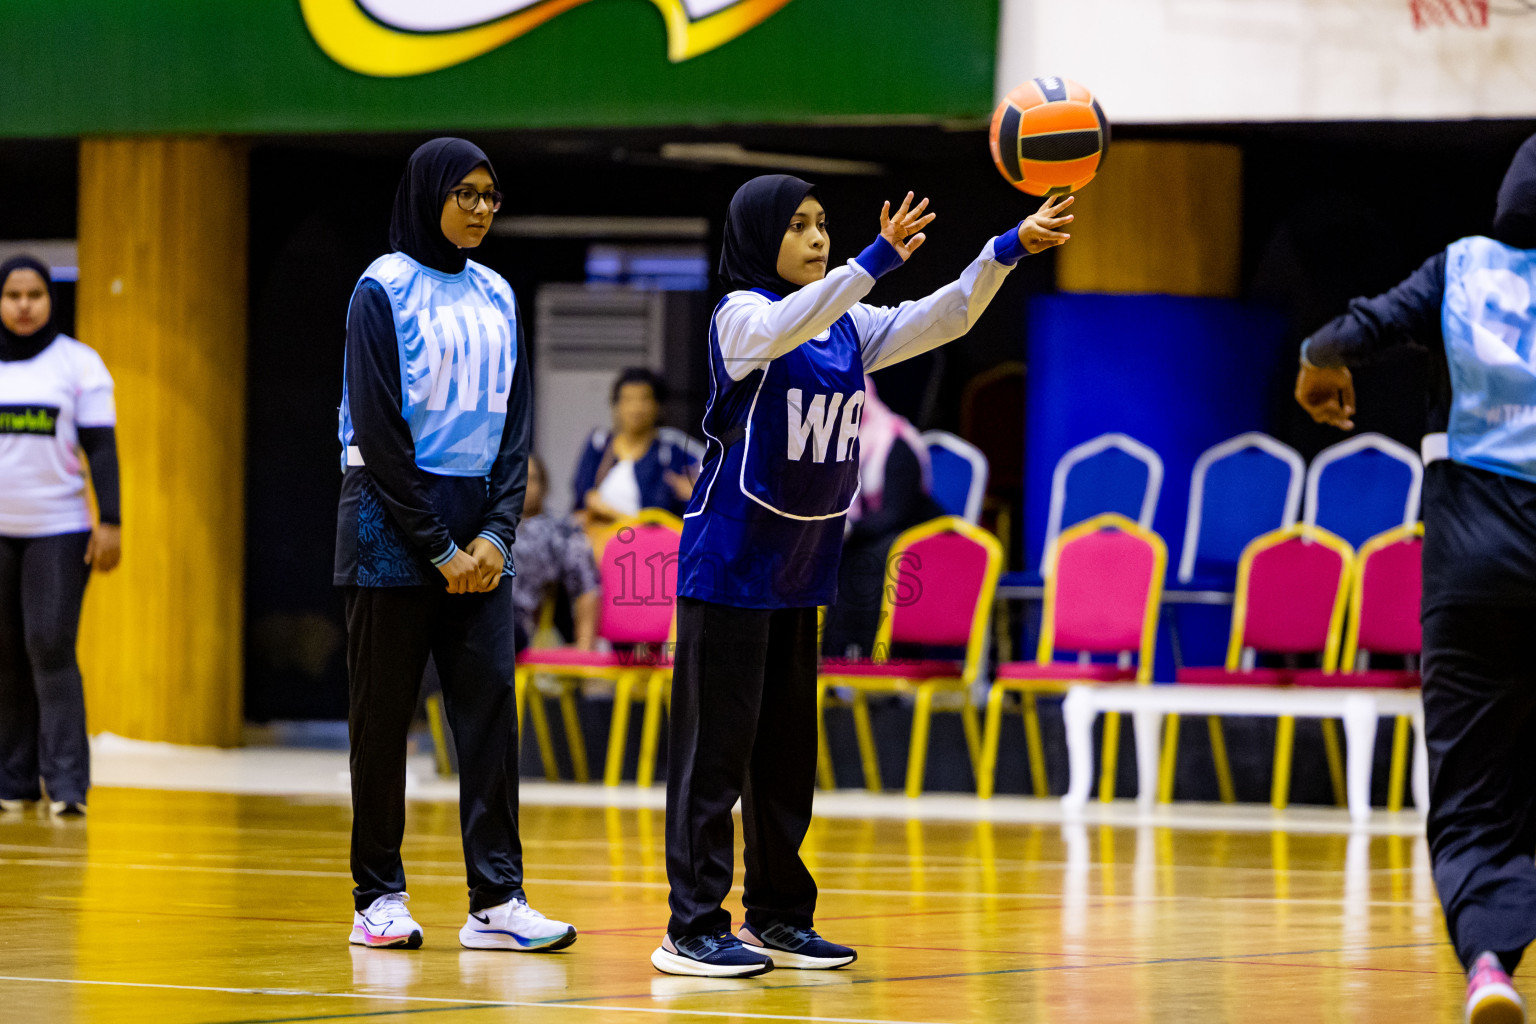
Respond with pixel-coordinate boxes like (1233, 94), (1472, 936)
(345, 582), (523, 913)
(665, 596), (820, 938)
(0, 532), (92, 806)
(1424, 603), (1536, 971)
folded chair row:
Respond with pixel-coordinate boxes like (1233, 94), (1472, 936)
(500, 508), (1422, 815)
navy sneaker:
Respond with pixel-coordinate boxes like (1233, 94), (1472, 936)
(651, 931), (775, 977)
(740, 921), (856, 969)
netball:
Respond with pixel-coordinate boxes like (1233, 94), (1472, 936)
(989, 75), (1110, 196)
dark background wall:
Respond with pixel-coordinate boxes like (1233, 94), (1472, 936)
(1, 120), (1532, 722)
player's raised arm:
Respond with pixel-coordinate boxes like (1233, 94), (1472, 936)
(856, 194), (1074, 373)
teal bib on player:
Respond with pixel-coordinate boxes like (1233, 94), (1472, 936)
(339, 252), (518, 476)
(1444, 236), (1536, 484)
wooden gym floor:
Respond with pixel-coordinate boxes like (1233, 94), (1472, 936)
(0, 782), (1482, 1023)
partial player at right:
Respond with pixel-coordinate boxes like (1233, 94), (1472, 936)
(1295, 134), (1536, 1024)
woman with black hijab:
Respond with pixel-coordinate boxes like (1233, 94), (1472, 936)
(335, 138), (575, 952)
(0, 255), (121, 818)
(652, 176), (1072, 977)
(1296, 134), (1536, 1024)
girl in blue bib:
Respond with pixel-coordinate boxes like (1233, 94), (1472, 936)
(653, 174), (1072, 977)
(335, 138), (575, 956)
(1296, 135), (1536, 1024)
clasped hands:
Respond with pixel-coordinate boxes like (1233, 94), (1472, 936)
(437, 536), (505, 595)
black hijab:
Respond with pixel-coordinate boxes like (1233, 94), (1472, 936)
(1494, 134), (1536, 251)
(0, 255), (60, 363)
(390, 138), (499, 275)
(719, 174), (818, 295)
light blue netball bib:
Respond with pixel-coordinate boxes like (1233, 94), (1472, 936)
(339, 253), (518, 476)
(1444, 236), (1536, 484)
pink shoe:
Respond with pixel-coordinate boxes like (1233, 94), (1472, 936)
(1467, 951), (1526, 1024)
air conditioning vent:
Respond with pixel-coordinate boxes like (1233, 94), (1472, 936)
(535, 284), (663, 371)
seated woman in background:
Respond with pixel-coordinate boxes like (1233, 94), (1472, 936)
(572, 368), (698, 529)
(821, 376), (943, 659)
(512, 455), (600, 651)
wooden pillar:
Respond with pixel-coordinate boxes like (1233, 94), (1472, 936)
(75, 137), (247, 747)
(1057, 140), (1243, 298)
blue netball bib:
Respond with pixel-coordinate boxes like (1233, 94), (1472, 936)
(1444, 236), (1536, 484)
(692, 292), (864, 521)
(738, 326), (865, 519)
(679, 291), (866, 608)
(340, 253), (518, 476)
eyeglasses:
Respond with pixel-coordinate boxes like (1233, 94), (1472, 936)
(448, 188), (503, 213)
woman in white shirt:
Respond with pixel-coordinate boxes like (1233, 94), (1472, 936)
(0, 255), (121, 818)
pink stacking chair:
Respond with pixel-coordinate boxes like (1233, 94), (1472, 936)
(1294, 523), (1423, 810)
(517, 509), (680, 785)
(977, 513), (1166, 800)
(1168, 523), (1353, 808)
(817, 516), (1003, 797)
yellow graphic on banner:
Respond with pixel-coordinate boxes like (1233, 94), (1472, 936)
(301, 0), (795, 75)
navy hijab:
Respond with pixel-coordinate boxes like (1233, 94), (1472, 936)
(1494, 134), (1536, 251)
(0, 255), (60, 362)
(719, 174), (818, 296)
(390, 138), (499, 275)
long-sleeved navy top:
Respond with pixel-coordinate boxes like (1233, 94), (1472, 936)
(1302, 252), (1451, 431)
(1301, 248), (1536, 610)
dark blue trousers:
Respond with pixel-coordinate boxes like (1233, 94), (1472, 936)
(1425, 602), (1536, 971)
(344, 582), (524, 913)
(0, 531), (92, 806)
(665, 597), (820, 938)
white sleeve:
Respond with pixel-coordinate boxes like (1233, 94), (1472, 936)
(713, 260), (877, 381)
(72, 343), (116, 427)
(850, 236), (1017, 374)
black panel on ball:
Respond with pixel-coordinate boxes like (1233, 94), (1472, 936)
(1017, 129), (1103, 163)
(998, 104), (1024, 181)
(1092, 99), (1111, 166)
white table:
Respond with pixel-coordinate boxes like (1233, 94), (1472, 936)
(1060, 684), (1428, 823)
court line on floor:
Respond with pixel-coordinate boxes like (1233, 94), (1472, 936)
(536, 939), (1454, 1007)
(0, 974), (956, 1024)
(1208, 957), (1457, 976)
(0, 856), (1444, 911)
(0, 943), (1456, 1021)
(94, 773), (1428, 835)
(202, 1008), (494, 1023)
(8, 899), (1425, 972)
(0, 831), (1437, 878)
(4, 843), (1421, 883)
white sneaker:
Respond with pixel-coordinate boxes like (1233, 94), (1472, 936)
(459, 898), (577, 951)
(0, 799), (34, 813)
(349, 892), (423, 949)
(48, 801), (85, 818)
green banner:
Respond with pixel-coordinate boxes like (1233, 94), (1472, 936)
(0, 0), (998, 137)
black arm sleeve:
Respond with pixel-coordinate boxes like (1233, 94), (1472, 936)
(77, 426), (120, 526)
(478, 301), (533, 557)
(1303, 251), (1448, 369)
(345, 279), (455, 561)
(850, 440), (932, 541)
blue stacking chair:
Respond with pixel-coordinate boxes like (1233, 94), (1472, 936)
(1041, 432), (1163, 578)
(921, 430), (989, 524)
(1178, 432), (1305, 588)
(1304, 433), (1422, 549)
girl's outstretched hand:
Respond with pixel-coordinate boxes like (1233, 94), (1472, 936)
(1019, 194), (1074, 254)
(880, 192), (937, 260)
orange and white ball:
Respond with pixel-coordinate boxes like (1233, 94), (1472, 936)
(989, 76), (1110, 197)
